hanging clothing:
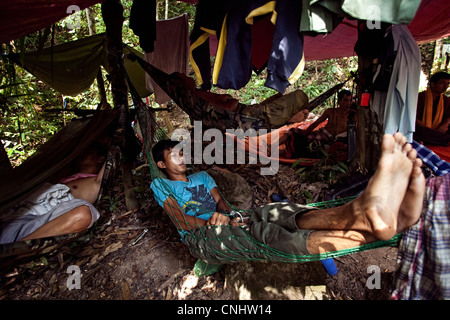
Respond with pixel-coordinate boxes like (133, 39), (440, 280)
(189, 0), (422, 93)
(372, 25), (421, 142)
(213, 1), (275, 91)
(189, 0), (228, 90)
(263, 0), (305, 93)
(419, 88), (448, 130)
(190, 0), (305, 94)
(129, 0), (157, 53)
(213, 0), (305, 93)
(144, 14), (190, 105)
(299, 0), (345, 36)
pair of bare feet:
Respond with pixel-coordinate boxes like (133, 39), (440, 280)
(353, 132), (426, 241)
(298, 132), (426, 254)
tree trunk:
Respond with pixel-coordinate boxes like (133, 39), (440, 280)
(431, 38), (445, 74)
(102, 0), (139, 211)
(0, 140), (13, 177)
(350, 22), (386, 175)
(85, 7), (109, 110)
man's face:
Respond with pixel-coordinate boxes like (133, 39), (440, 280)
(161, 147), (187, 174)
(339, 94), (352, 110)
(431, 79), (450, 95)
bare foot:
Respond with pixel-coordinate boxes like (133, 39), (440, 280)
(356, 133), (418, 240)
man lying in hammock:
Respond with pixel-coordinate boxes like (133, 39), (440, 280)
(273, 89), (354, 159)
(0, 144), (106, 244)
(150, 133), (425, 262)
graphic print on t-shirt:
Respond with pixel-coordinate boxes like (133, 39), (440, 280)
(182, 184), (216, 216)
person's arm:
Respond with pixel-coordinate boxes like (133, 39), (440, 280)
(209, 187), (244, 227)
(162, 196), (208, 230)
(210, 187), (231, 212)
(436, 117), (450, 134)
(65, 160), (106, 204)
(95, 161), (106, 185)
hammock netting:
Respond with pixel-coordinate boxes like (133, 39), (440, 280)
(126, 56), (401, 275)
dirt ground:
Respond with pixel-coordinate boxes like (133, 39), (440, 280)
(0, 161), (398, 301)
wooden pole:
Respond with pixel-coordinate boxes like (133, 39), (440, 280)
(85, 7), (109, 110)
(0, 140), (13, 177)
(350, 21), (386, 175)
(102, 0), (139, 211)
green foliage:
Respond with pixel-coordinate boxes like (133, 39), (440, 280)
(216, 70), (278, 104)
(212, 57), (358, 109)
(292, 143), (349, 185)
(0, 49), (69, 165)
(0, 3), (133, 167)
(100, 195), (121, 213)
(299, 57), (357, 114)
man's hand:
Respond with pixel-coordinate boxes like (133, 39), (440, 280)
(207, 212), (230, 227)
(437, 121), (449, 134)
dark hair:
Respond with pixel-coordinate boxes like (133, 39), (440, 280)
(152, 139), (179, 163)
(430, 71), (450, 84)
(337, 89), (352, 101)
(73, 142), (107, 173)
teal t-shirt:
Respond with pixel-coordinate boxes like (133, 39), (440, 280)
(150, 171), (218, 222)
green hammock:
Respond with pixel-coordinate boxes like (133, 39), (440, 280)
(141, 115), (400, 276)
(126, 62), (401, 277)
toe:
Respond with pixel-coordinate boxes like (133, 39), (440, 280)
(382, 134), (396, 153)
(402, 142), (412, 156)
(406, 147), (417, 162)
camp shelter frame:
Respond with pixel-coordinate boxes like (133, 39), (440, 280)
(0, 0), (449, 274)
(5, 33), (151, 99)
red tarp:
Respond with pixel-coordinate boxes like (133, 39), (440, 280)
(0, 0), (449, 61)
(206, 0), (450, 61)
(303, 0), (450, 61)
(0, 0), (104, 45)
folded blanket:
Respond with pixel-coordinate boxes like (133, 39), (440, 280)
(413, 141), (450, 176)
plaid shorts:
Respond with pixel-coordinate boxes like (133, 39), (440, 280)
(391, 173), (450, 299)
